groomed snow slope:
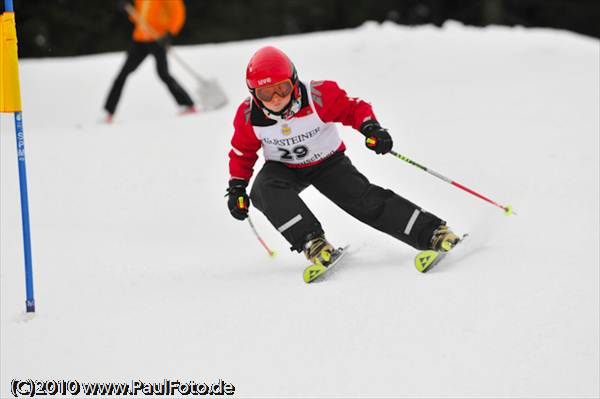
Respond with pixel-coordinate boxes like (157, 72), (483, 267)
(1, 21), (599, 398)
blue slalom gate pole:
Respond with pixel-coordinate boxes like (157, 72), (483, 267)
(14, 112), (35, 312)
(4, 0), (35, 312)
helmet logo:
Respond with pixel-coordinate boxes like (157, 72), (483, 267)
(258, 77), (272, 86)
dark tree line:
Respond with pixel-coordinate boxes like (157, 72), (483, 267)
(6, 0), (599, 58)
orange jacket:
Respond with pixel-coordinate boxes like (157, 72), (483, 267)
(131, 0), (186, 42)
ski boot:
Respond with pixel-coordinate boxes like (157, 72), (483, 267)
(303, 235), (341, 283)
(414, 225), (462, 273)
(430, 224), (460, 252)
(304, 235), (335, 267)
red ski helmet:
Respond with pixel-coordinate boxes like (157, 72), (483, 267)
(246, 46), (298, 103)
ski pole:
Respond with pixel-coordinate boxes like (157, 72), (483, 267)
(388, 150), (514, 215)
(247, 215), (277, 258)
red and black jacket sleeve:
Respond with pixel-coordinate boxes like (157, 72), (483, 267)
(310, 80), (378, 131)
(228, 99), (262, 182)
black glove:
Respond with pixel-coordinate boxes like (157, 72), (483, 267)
(360, 120), (393, 155)
(157, 32), (173, 48)
(226, 179), (250, 221)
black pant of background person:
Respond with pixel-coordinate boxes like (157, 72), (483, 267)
(104, 41), (194, 115)
(250, 152), (444, 252)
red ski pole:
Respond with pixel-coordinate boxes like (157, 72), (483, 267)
(388, 150), (514, 215)
(247, 215), (277, 258)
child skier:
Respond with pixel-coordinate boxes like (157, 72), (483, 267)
(226, 46), (459, 273)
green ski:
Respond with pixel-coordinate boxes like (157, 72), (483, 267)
(414, 234), (468, 273)
(303, 245), (350, 283)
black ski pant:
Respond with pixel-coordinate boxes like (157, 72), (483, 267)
(104, 41), (194, 114)
(250, 152), (444, 252)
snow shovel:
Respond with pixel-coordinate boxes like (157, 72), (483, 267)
(168, 50), (228, 111)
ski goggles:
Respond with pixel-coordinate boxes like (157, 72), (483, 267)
(255, 79), (294, 102)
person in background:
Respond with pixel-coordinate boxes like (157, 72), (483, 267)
(103, 0), (196, 123)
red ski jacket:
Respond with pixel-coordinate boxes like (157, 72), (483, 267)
(228, 80), (377, 182)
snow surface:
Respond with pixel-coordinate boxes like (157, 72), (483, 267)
(1, 21), (599, 398)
